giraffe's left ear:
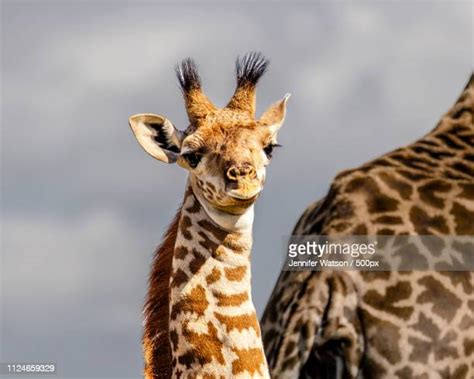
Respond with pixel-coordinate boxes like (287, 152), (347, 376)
(129, 113), (183, 163)
(259, 94), (290, 136)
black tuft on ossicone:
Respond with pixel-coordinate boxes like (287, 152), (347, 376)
(175, 58), (201, 92)
(235, 52), (269, 88)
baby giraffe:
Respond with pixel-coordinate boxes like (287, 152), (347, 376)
(129, 52), (289, 379)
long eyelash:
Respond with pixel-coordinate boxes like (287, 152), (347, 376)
(180, 146), (206, 156)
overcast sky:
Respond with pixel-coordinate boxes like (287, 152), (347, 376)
(1, 1), (472, 378)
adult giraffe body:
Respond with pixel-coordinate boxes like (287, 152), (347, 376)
(129, 53), (290, 378)
(262, 74), (474, 378)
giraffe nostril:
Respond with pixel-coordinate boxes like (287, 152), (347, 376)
(226, 164), (256, 181)
(226, 167), (240, 181)
(247, 167), (256, 179)
(240, 164), (256, 179)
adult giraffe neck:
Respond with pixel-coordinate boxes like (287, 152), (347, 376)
(168, 182), (269, 378)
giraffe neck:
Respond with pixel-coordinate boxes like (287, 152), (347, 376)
(169, 182), (269, 378)
(432, 73), (473, 137)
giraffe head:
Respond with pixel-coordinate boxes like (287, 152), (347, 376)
(130, 52), (289, 220)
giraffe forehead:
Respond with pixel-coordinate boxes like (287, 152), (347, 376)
(193, 107), (266, 136)
(186, 121), (270, 154)
(204, 107), (254, 123)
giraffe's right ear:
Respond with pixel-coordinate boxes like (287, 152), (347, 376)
(129, 113), (184, 163)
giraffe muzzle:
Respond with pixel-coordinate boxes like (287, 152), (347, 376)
(225, 164), (257, 182)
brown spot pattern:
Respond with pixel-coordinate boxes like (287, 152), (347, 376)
(460, 183), (474, 199)
(464, 338), (474, 356)
(374, 215), (403, 224)
(362, 309), (402, 364)
(409, 206), (449, 234)
(181, 321), (225, 366)
(170, 329), (179, 352)
(198, 231), (219, 253)
(224, 266), (247, 281)
(186, 195), (201, 214)
(174, 246), (189, 260)
(231, 347), (265, 376)
(378, 171), (413, 200)
(346, 176), (400, 213)
(418, 180), (451, 209)
(180, 215), (193, 240)
(171, 285), (209, 320)
(198, 219), (228, 241)
(214, 291), (249, 307)
(189, 249), (206, 274)
(215, 312), (260, 336)
(171, 269), (189, 288)
(417, 276), (462, 321)
(222, 233), (250, 254)
(363, 281), (414, 320)
(205, 267), (221, 284)
(452, 201), (474, 234)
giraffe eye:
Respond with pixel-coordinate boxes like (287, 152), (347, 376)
(183, 152), (202, 168)
(264, 144), (281, 159)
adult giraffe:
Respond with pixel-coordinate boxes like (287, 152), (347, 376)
(129, 53), (290, 378)
(261, 74), (474, 378)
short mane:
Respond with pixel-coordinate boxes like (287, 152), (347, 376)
(143, 209), (181, 378)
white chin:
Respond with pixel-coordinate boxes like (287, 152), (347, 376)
(201, 194), (255, 232)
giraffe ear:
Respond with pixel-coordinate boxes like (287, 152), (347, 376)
(129, 113), (183, 163)
(259, 94), (290, 136)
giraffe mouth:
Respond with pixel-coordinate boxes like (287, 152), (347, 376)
(230, 195), (259, 207)
(228, 192), (259, 201)
(226, 179), (262, 200)
(213, 199), (256, 214)
(212, 190), (259, 214)
(227, 188), (260, 202)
